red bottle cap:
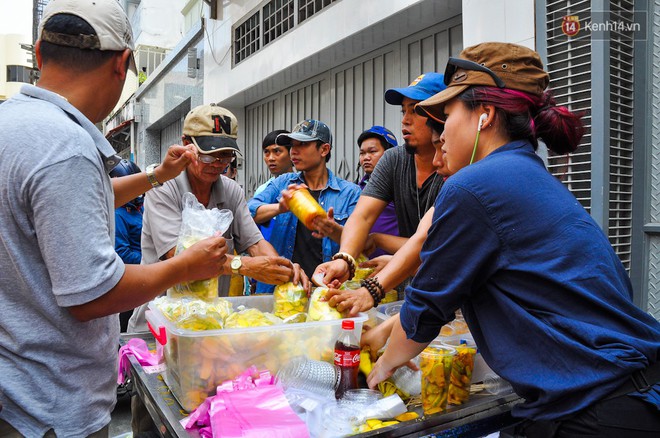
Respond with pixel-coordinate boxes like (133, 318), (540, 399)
(341, 319), (354, 330)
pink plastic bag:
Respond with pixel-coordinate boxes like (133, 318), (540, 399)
(183, 366), (309, 438)
(117, 338), (162, 384)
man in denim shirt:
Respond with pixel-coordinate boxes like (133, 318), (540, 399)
(249, 120), (361, 293)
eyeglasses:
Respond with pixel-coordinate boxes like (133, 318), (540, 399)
(197, 154), (235, 164)
(444, 57), (506, 88)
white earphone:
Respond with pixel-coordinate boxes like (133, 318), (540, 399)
(477, 113), (488, 132)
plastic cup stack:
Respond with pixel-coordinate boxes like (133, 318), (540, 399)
(276, 356), (339, 397)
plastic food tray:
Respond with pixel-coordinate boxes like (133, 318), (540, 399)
(146, 295), (367, 411)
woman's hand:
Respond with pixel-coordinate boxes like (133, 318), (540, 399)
(360, 314), (397, 360)
(359, 255), (392, 277)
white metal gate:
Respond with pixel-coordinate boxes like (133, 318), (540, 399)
(243, 19), (463, 197)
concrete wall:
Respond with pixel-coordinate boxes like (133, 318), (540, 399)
(462, 0), (535, 48)
(203, 0), (461, 104)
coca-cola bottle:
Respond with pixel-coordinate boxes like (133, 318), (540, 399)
(334, 319), (360, 399)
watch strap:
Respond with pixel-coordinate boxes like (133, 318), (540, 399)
(146, 164), (162, 188)
(231, 256), (242, 275)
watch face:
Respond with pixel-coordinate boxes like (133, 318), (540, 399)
(231, 258), (241, 269)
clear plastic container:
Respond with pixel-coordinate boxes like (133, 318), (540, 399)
(419, 342), (456, 416)
(483, 373), (513, 395)
(146, 295), (367, 411)
(441, 338), (477, 405)
(390, 356), (421, 396)
(342, 388), (383, 404)
(313, 400), (365, 438)
(277, 356), (339, 397)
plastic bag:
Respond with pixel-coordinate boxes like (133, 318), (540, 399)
(117, 338), (162, 384)
(168, 193), (233, 300)
(307, 287), (342, 322)
(273, 282), (308, 319)
(154, 296), (234, 331)
(183, 366), (309, 438)
(224, 308), (282, 328)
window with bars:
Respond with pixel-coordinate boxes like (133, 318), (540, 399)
(233, 0), (340, 66)
(6, 65), (33, 83)
(234, 11), (261, 64)
(264, 0), (295, 45)
(298, 0), (337, 23)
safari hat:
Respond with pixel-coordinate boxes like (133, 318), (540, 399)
(416, 42), (550, 121)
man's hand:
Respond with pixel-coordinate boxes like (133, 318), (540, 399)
(359, 255), (392, 277)
(312, 259), (349, 289)
(178, 235), (228, 281)
(325, 286), (374, 317)
(278, 183), (306, 215)
(291, 263), (311, 295)
(312, 207), (343, 241)
(242, 256), (295, 285)
(154, 144), (197, 183)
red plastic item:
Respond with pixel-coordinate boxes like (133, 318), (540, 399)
(147, 321), (167, 346)
(334, 319), (360, 399)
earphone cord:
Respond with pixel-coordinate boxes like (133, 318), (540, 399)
(469, 130), (481, 165)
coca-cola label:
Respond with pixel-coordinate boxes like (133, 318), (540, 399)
(334, 349), (360, 367)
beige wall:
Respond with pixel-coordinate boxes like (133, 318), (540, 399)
(0, 33), (32, 101)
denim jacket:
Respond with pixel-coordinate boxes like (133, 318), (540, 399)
(248, 169), (361, 292)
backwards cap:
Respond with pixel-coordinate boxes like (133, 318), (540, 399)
(39, 0), (136, 72)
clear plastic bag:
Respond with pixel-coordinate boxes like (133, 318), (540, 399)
(307, 287), (342, 322)
(153, 296), (234, 331)
(273, 282), (309, 319)
(168, 192), (233, 300)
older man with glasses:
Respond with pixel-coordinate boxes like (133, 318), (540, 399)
(127, 104), (308, 334)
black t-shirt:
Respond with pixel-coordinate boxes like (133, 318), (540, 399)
(361, 147), (444, 237)
(291, 188), (323, 278)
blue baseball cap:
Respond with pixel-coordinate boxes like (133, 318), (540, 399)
(357, 126), (398, 149)
(384, 72), (447, 105)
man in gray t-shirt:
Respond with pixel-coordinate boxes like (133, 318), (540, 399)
(0, 3), (228, 436)
(128, 105), (307, 333)
(315, 73), (446, 288)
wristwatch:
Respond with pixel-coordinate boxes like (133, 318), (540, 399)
(230, 256), (242, 275)
(146, 163), (162, 188)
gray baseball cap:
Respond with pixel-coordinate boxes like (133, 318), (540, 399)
(39, 0), (136, 73)
(277, 119), (333, 146)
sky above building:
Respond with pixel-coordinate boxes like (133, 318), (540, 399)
(0, 1), (33, 36)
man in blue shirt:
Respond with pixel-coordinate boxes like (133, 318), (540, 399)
(248, 120), (361, 292)
(109, 159), (144, 332)
(253, 129), (293, 242)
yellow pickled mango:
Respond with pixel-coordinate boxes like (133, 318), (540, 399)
(381, 421), (399, 427)
(366, 419), (382, 428)
(395, 412), (419, 422)
(306, 287), (342, 321)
